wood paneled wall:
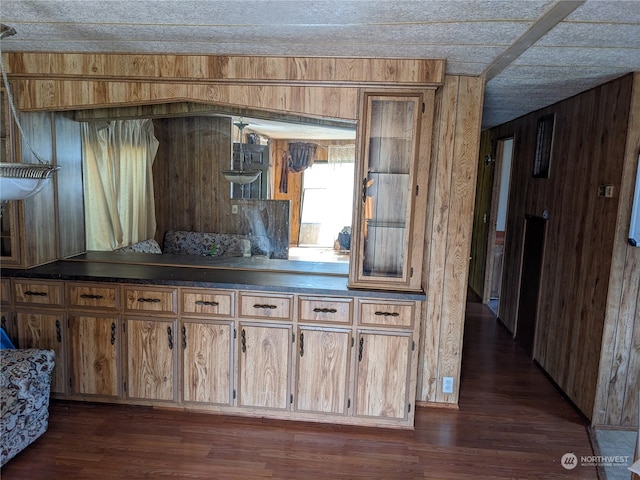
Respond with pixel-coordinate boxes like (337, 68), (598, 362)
(418, 75), (484, 404)
(593, 73), (640, 429)
(479, 73), (636, 423)
(152, 116), (231, 239)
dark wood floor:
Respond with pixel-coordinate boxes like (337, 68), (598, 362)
(1, 300), (598, 479)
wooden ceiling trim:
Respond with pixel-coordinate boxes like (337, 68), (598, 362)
(5, 53), (445, 87)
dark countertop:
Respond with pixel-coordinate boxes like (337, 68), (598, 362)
(1, 252), (426, 301)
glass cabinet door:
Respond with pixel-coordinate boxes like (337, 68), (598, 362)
(350, 93), (422, 290)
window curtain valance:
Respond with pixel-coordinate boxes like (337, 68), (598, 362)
(279, 142), (318, 193)
(328, 144), (355, 164)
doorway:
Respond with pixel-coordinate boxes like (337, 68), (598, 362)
(484, 137), (514, 316)
(515, 215), (547, 357)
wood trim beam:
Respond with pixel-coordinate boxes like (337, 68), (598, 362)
(482, 0), (585, 80)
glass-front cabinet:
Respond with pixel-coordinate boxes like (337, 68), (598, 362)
(349, 92), (432, 292)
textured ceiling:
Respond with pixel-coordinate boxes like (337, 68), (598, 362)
(0, 0), (639, 131)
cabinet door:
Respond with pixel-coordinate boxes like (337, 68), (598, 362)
(238, 323), (291, 410)
(349, 93), (426, 291)
(354, 331), (412, 420)
(69, 315), (120, 397)
(0, 87), (20, 265)
(182, 320), (233, 405)
(16, 311), (67, 394)
(295, 326), (350, 415)
(126, 318), (177, 402)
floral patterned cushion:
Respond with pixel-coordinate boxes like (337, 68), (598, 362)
(115, 239), (163, 254)
(1, 349), (55, 466)
(162, 230), (271, 257)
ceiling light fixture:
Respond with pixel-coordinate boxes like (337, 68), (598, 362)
(0, 24), (58, 203)
(222, 120), (260, 185)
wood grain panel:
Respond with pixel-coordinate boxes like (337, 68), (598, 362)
(126, 318), (176, 402)
(13, 280), (63, 306)
(68, 284), (119, 310)
(355, 331), (410, 419)
(417, 75), (484, 403)
(6, 54), (444, 86)
(295, 327), (350, 415)
(16, 311), (66, 394)
(238, 323), (290, 410)
(298, 297), (352, 324)
(0, 279), (10, 304)
(180, 289), (234, 317)
(123, 287), (177, 314)
(593, 72), (640, 428)
(69, 315), (119, 397)
(182, 321), (233, 405)
(239, 293), (292, 320)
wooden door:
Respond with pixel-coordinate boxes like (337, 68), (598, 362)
(354, 331), (411, 419)
(69, 315), (120, 397)
(295, 327), (351, 415)
(515, 215), (547, 358)
(238, 323), (290, 410)
(126, 318), (177, 402)
(182, 320), (233, 405)
(17, 311), (66, 394)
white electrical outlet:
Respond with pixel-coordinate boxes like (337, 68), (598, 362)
(442, 376), (454, 394)
(231, 204), (238, 214)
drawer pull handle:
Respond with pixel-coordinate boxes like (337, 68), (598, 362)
(313, 307), (337, 314)
(55, 319), (62, 343)
(253, 304), (277, 309)
(241, 329), (246, 353)
(374, 311), (400, 317)
(358, 337), (364, 361)
(181, 325), (187, 350)
(25, 291), (48, 297)
(299, 332), (304, 357)
(137, 298), (161, 303)
(80, 293), (104, 300)
(167, 326), (173, 350)
(110, 322), (116, 345)
(195, 300), (219, 306)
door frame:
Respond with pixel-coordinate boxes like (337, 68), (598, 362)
(482, 136), (515, 310)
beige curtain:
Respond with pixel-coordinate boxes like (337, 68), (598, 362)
(328, 144), (355, 164)
(82, 119), (159, 250)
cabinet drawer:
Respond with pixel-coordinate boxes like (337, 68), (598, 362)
(0, 279), (10, 304)
(124, 287), (177, 314)
(181, 289), (234, 317)
(68, 284), (119, 310)
(13, 280), (63, 306)
(358, 300), (414, 328)
(299, 296), (352, 324)
(239, 293), (292, 320)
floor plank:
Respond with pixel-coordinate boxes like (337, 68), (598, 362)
(1, 300), (597, 479)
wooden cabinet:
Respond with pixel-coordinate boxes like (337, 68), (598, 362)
(69, 314), (120, 398)
(237, 322), (291, 410)
(349, 91), (432, 291)
(16, 310), (67, 394)
(295, 326), (351, 415)
(181, 319), (234, 405)
(0, 86), (20, 265)
(354, 330), (413, 420)
(125, 317), (177, 402)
